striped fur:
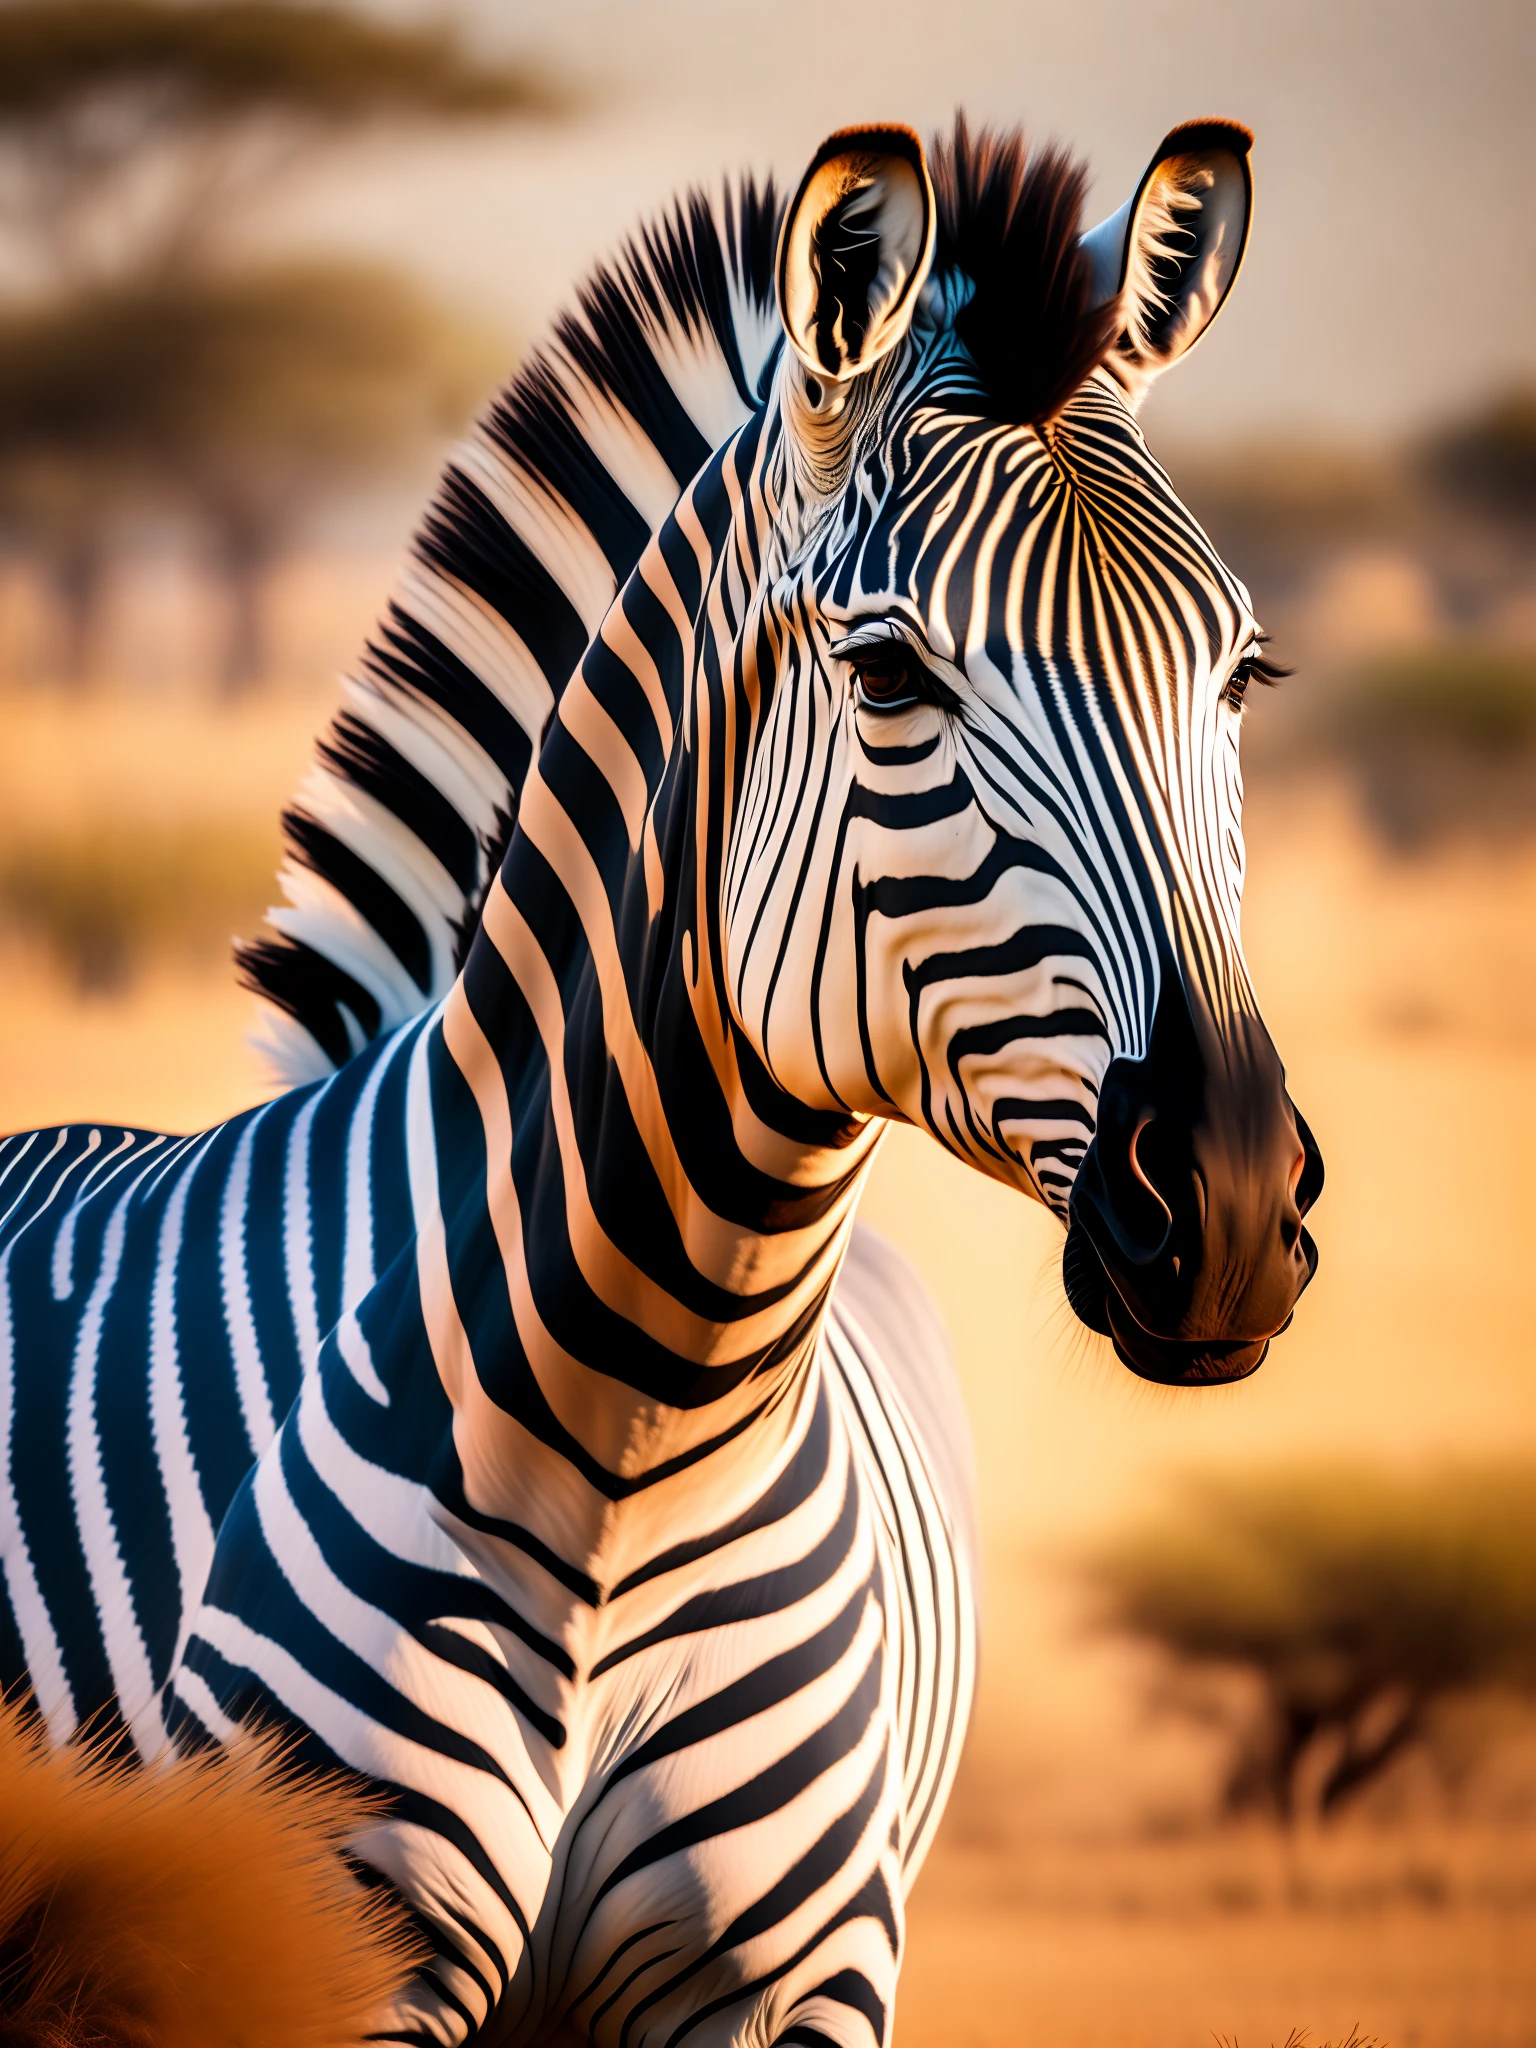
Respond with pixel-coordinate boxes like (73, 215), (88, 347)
(238, 180), (783, 1083)
(2, 115), (1284, 2048)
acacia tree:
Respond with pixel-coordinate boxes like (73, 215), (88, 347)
(0, 2), (543, 687)
(1080, 1465), (1536, 1823)
(0, 1), (546, 287)
(0, 264), (495, 686)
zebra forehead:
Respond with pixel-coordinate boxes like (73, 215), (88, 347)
(809, 399), (1248, 674)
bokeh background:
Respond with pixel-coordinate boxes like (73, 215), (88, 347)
(2, 4), (1534, 2044)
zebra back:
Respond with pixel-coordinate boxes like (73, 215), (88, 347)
(239, 181), (783, 1086)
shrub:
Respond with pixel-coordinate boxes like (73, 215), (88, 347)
(1339, 644), (1536, 755)
(1080, 1464), (1536, 1822)
(1421, 386), (1536, 524)
(0, 820), (279, 989)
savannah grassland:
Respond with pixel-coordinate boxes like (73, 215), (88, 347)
(2, 565), (1535, 2048)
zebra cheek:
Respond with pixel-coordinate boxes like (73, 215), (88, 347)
(851, 703), (954, 789)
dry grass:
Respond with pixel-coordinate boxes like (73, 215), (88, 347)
(918, 1807), (1536, 1918)
(899, 1826), (1536, 2048)
(0, 820), (281, 988)
(1215, 2033), (1386, 2048)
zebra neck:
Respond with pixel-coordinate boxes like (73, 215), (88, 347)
(419, 427), (882, 1584)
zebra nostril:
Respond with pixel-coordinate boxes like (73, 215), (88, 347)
(1078, 1057), (1181, 1268)
(1129, 1113), (1158, 1196)
(1126, 1110), (1177, 1227)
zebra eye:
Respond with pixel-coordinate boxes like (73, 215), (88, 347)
(1223, 655), (1258, 709)
(1222, 640), (1291, 710)
(849, 648), (925, 711)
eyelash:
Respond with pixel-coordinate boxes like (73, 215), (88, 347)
(847, 641), (1289, 713)
(1222, 643), (1291, 710)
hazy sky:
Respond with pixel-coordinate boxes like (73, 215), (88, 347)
(285, 0), (1532, 447)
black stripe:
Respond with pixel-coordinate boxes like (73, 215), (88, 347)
(319, 714), (481, 897)
(235, 937), (379, 1066)
(417, 467), (589, 691)
(284, 811), (432, 995)
(589, 1467), (859, 1678)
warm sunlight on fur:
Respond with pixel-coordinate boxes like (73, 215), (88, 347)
(0, 1699), (417, 2048)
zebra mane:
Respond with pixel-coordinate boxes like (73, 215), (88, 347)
(238, 178), (783, 1085)
(239, 120), (1117, 1087)
(929, 115), (1119, 427)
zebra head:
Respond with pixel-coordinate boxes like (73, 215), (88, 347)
(724, 119), (1322, 1386)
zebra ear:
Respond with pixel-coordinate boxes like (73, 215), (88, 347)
(777, 124), (936, 383)
(1080, 119), (1253, 406)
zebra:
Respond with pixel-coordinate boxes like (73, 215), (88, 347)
(0, 113), (1320, 2048)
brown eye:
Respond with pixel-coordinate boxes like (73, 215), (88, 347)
(850, 649), (922, 709)
(1222, 655), (1257, 709)
(1222, 639), (1291, 710)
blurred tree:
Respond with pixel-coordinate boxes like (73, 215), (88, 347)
(1080, 1465), (1536, 1824)
(1340, 645), (1536, 756)
(1421, 387), (1536, 528)
(0, 0), (547, 287)
(0, 265), (494, 688)
(0, 452), (126, 678)
(0, 2), (542, 687)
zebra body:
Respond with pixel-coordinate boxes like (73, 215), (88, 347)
(0, 1085), (970, 2047)
(1, 114), (1319, 2048)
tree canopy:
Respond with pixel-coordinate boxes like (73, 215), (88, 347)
(0, 0), (542, 119)
(0, 262), (494, 684)
(1422, 387), (1536, 525)
(0, 263), (485, 468)
(1080, 1464), (1536, 1822)
(0, 2), (537, 686)
(0, 2), (550, 285)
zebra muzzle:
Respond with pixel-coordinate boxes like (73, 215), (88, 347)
(1062, 976), (1323, 1387)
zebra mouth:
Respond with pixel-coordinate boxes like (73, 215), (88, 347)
(1060, 1222), (1275, 1387)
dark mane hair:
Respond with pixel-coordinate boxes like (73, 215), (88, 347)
(930, 114), (1119, 426)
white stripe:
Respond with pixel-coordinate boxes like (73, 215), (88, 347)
(293, 1365), (467, 1574)
(455, 432), (617, 640)
(7, 1132), (103, 1282)
(220, 1108), (280, 1453)
(342, 674), (507, 839)
(0, 1243), (74, 1740)
(535, 349), (683, 530)
(187, 1598), (549, 1916)
(167, 1660), (239, 1744)
(282, 1092), (322, 1375)
(396, 557), (556, 747)
(291, 763), (461, 988)
(66, 1155), (171, 1758)
(0, 1131), (39, 1197)
(267, 865), (425, 1029)
(148, 1132), (221, 1719)
(0, 1129), (67, 1238)
(53, 1130), (138, 1301)
(335, 1310), (390, 1405)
